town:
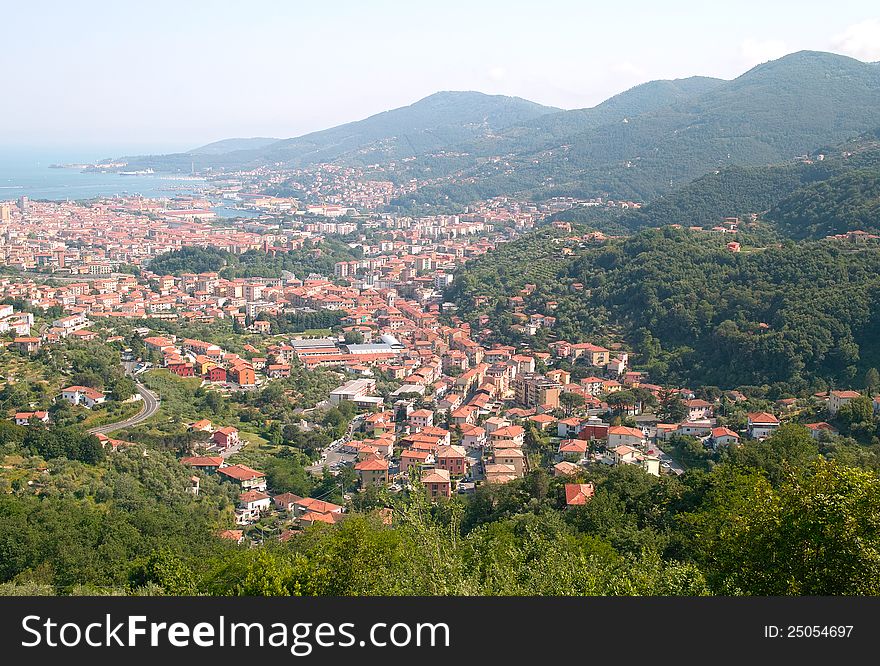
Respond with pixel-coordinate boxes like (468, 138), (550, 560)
(0, 182), (870, 546)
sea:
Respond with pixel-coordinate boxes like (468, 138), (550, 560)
(0, 148), (208, 202)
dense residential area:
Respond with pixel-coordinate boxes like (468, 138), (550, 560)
(3, 48), (880, 597)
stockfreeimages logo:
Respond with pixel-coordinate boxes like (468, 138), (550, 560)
(21, 615), (450, 656)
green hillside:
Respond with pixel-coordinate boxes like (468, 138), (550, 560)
(448, 227), (880, 390)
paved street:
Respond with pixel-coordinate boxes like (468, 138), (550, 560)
(88, 380), (160, 436)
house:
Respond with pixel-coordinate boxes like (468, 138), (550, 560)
(607, 425), (645, 448)
(229, 363), (256, 387)
(492, 447), (525, 477)
(553, 461), (581, 477)
(675, 421), (713, 438)
(293, 497), (344, 518)
(684, 399), (713, 420)
(212, 426), (240, 449)
(422, 468), (452, 498)
(408, 409), (434, 432)
(13, 337), (41, 353)
(489, 425), (525, 449)
(565, 483), (595, 507)
(355, 457), (389, 487)
(180, 455), (224, 473)
(805, 422), (839, 440)
(217, 464), (267, 491)
(267, 364), (291, 379)
(557, 439), (589, 459)
(606, 445), (640, 465)
(60, 385), (106, 408)
(400, 449), (433, 474)
(828, 390), (862, 415)
(571, 343), (610, 366)
(435, 444), (468, 477)
(483, 463), (518, 484)
(710, 426), (740, 447)
(558, 417), (585, 439)
(273, 492), (304, 513)
(14, 411), (49, 426)
(300, 510), (345, 527)
(206, 366), (227, 382)
(218, 529), (244, 544)
(747, 412), (780, 440)
(459, 424), (486, 449)
(189, 419), (214, 432)
(236, 490), (272, 524)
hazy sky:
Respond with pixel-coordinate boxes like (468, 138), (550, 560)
(2, 0), (879, 154)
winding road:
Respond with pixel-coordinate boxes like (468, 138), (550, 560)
(88, 379), (160, 436)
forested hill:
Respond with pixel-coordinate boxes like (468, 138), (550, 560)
(765, 169), (880, 239)
(146, 239), (358, 279)
(547, 129), (880, 235)
(447, 227), (880, 391)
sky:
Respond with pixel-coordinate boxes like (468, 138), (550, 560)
(2, 0), (879, 155)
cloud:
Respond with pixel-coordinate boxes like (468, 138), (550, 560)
(739, 38), (791, 67)
(832, 18), (880, 62)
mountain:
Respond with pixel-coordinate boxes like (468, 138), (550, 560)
(400, 51), (880, 206)
(188, 137), (281, 155)
(544, 128), (880, 233)
(125, 51), (880, 209)
(455, 76), (726, 157)
(124, 92), (560, 171)
(766, 169), (880, 239)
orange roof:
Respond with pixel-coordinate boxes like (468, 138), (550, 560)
(217, 464), (264, 481)
(565, 483), (595, 505)
(180, 456), (224, 467)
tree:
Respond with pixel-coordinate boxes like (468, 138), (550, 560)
(836, 395), (874, 434)
(605, 390), (636, 414)
(130, 548), (198, 595)
(866, 368), (880, 394)
(559, 392), (585, 416)
(343, 331), (365, 345)
(684, 460), (880, 594)
(659, 389), (687, 423)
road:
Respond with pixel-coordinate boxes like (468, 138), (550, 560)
(88, 379), (160, 436)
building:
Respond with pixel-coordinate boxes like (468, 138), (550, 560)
(747, 412), (780, 440)
(217, 464), (267, 491)
(489, 424), (525, 449)
(435, 444), (468, 477)
(13, 337), (41, 353)
(805, 422), (839, 440)
(60, 385), (106, 408)
(828, 390), (862, 415)
(607, 425), (645, 448)
(513, 373), (562, 408)
(564, 483), (595, 507)
(710, 426), (740, 447)
(400, 449), (433, 474)
(14, 411), (49, 426)
(236, 490), (272, 524)
(492, 447), (525, 477)
(180, 456), (224, 473)
(355, 457), (389, 487)
(212, 426), (240, 449)
(422, 468), (452, 498)
(684, 399), (713, 420)
(408, 409), (434, 431)
(329, 378), (383, 408)
(273, 492), (304, 513)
